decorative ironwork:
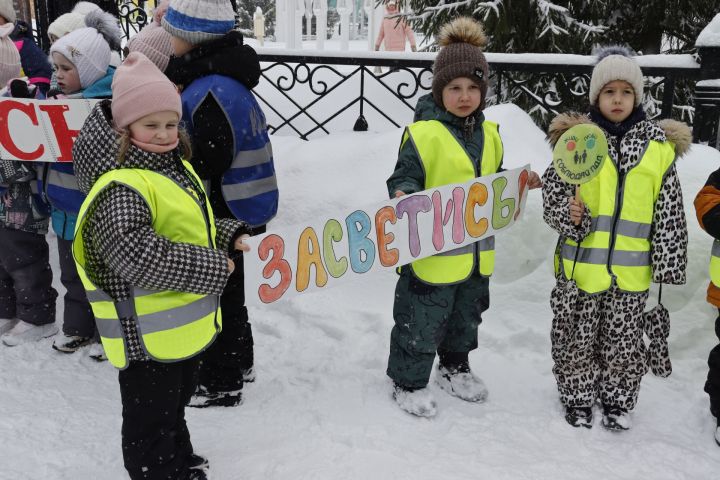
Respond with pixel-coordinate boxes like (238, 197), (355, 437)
(255, 54), (432, 139)
(256, 53), (701, 139)
(118, 0), (150, 41)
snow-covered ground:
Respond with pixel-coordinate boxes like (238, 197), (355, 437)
(2, 103), (720, 479)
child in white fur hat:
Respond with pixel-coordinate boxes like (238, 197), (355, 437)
(542, 46), (691, 431)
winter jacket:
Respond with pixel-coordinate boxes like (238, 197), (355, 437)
(375, 14), (416, 51)
(72, 100), (249, 361)
(542, 112), (691, 288)
(42, 67), (115, 240)
(694, 169), (720, 307)
(165, 31), (276, 226)
(10, 21), (51, 96)
(387, 93), (503, 197)
(0, 89), (51, 234)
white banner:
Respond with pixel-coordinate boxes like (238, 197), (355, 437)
(0, 98), (99, 163)
(244, 166), (532, 306)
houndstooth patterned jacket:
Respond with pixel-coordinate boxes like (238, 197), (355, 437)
(73, 101), (249, 361)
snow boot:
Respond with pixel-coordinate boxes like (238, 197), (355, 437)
(52, 333), (93, 353)
(188, 453), (209, 470)
(188, 386), (243, 408)
(392, 383), (437, 418)
(601, 404), (631, 431)
(0, 318), (18, 336)
(564, 406), (593, 429)
(1, 320), (58, 346)
(88, 342), (107, 362)
(435, 363), (488, 403)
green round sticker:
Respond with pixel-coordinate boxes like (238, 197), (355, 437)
(552, 124), (608, 185)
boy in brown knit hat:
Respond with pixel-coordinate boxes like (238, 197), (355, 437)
(386, 16), (540, 417)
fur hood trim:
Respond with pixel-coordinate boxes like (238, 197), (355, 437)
(658, 119), (692, 158)
(546, 112), (592, 147)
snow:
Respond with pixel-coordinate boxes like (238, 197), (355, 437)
(2, 103), (720, 479)
(697, 13), (720, 48)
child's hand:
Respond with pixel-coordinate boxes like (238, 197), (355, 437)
(568, 197), (584, 226)
(234, 234), (251, 253)
(227, 258), (235, 273)
(527, 171), (542, 189)
(394, 190), (406, 198)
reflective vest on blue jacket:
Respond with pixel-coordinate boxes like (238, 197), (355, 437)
(181, 74), (278, 226)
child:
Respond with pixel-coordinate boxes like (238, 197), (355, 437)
(0, 23), (59, 345)
(72, 52), (251, 480)
(385, 17), (540, 417)
(694, 169), (720, 446)
(374, 0), (417, 53)
(163, 0), (276, 408)
(0, 0), (52, 97)
(542, 46), (690, 430)
(45, 10), (119, 355)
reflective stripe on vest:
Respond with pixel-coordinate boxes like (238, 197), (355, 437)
(73, 161), (221, 369)
(710, 240), (720, 288)
(560, 140), (676, 294)
(405, 120), (503, 285)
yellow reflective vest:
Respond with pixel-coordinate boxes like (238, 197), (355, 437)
(73, 161), (222, 369)
(403, 119), (504, 285)
(710, 240), (720, 288)
(559, 140), (676, 294)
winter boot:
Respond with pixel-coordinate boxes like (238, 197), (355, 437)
(188, 386), (243, 408)
(564, 406), (593, 429)
(435, 362), (488, 403)
(188, 453), (209, 470)
(52, 333), (93, 353)
(88, 342), (108, 362)
(601, 404), (631, 431)
(392, 382), (437, 418)
(1, 320), (58, 346)
(0, 318), (18, 336)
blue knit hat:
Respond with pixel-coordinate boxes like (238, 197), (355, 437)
(162, 0), (235, 46)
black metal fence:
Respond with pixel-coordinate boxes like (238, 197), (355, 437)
(254, 50), (720, 148)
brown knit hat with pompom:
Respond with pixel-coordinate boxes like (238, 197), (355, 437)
(431, 17), (489, 109)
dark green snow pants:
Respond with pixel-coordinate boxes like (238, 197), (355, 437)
(386, 268), (490, 389)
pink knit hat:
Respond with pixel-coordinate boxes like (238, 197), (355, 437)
(0, 23), (20, 87)
(111, 52), (182, 129)
(127, 22), (173, 72)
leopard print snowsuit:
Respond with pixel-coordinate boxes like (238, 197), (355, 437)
(542, 113), (690, 410)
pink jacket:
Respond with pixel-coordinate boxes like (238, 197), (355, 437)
(375, 16), (416, 51)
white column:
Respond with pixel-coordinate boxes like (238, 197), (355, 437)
(337, 0), (350, 50)
(285, 0), (297, 48)
(364, 0), (384, 51)
(295, 0), (304, 48)
(313, 0), (328, 50)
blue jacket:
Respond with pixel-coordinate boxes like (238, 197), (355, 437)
(182, 74), (277, 226)
(43, 67), (115, 240)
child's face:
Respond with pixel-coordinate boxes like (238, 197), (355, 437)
(52, 52), (81, 94)
(442, 77), (482, 118)
(171, 36), (193, 56)
(128, 111), (180, 147)
(597, 80), (635, 123)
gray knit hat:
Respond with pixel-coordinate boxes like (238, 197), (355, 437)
(589, 46), (644, 106)
(162, 0), (235, 46)
(0, 0), (16, 24)
(431, 17), (489, 109)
